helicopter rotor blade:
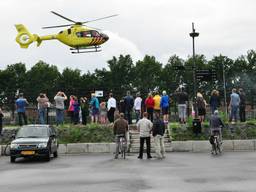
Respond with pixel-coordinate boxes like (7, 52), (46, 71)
(51, 11), (77, 23)
(42, 24), (73, 29)
(82, 14), (118, 24)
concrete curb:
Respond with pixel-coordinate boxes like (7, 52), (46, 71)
(1, 140), (256, 156)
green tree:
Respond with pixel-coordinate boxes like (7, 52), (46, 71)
(134, 55), (162, 95)
(24, 61), (60, 102)
(107, 54), (135, 99)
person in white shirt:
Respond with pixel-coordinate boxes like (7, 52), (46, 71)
(134, 92), (142, 123)
(137, 112), (153, 159)
(107, 93), (116, 123)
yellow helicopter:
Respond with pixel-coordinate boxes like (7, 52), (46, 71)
(15, 11), (117, 53)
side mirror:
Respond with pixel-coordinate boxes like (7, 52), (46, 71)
(11, 134), (15, 140)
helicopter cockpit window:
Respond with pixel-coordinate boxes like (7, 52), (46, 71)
(76, 31), (92, 38)
(91, 31), (100, 37)
(68, 28), (71, 35)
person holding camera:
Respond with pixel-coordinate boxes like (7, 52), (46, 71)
(54, 91), (67, 125)
(37, 93), (49, 124)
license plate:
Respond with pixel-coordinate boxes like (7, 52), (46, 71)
(21, 151), (35, 155)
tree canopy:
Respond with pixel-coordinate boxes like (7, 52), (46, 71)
(0, 50), (256, 107)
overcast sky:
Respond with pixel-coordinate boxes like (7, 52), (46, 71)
(0, 0), (255, 72)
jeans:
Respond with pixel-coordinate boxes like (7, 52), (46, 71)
(147, 108), (153, 122)
(125, 110), (132, 124)
(56, 109), (64, 125)
(229, 105), (239, 122)
(38, 108), (46, 124)
(154, 135), (165, 158)
(107, 107), (115, 123)
(18, 112), (27, 126)
(138, 137), (151, 158)
(135, 110), (141, 123)
(239, 105), (246, 122)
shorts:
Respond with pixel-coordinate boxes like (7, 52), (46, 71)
(92, 108), (99, 116)
(198, 108), (206, 116)
(162, 107), (169, 115)
(178, 104), (187, 119)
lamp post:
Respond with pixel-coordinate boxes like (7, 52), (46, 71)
(189, 22), (199, 117)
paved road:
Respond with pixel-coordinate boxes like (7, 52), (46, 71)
(0, 152), (256, 192)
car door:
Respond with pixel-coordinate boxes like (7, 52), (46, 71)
(49, 127), (58, 153)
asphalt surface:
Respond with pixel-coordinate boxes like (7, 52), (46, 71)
(0, 152), (256, 192)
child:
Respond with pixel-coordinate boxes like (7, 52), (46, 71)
(0, 107), (4, 136)
(99, 101), (107, 124)
(72, 96), (80, 124)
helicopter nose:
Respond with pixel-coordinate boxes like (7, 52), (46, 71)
(102, 33), (109, 42)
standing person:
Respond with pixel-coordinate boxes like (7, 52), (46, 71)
(99, 101), (107, 124)
(37, 93), (49, 124)
(113, 113), (128, 159)
(124, 91), (134, 124)
(137, 112), (153, 159)
(72, 96), (80, 124)
(54, 91), (67, 125)
(238, 88), (246, 122)
(0, 107), (3, 136)
(15, 93), (28, 126)
(152, 112), (165, 159)
(174, 86), (189, 124)
(153, 91), (161, 115)
(107, 93), (116, 123)
(68, 95), (75, 123)
(229, 88), (240, 122)
(196, 92), (207, 122)
(145, 93), (154, 122)
(80, 97), (89, 125)
(209, 90), (221, 114)
(160, 90), (170, 124)
(90, 93), (100, 123)
(134, 92), (142, 123)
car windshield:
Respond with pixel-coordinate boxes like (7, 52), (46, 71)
(16, 126), (49, 138)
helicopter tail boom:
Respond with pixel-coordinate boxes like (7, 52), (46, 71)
(15, 24), (43, 48)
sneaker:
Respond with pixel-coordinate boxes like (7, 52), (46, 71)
(137, 156), (143, 159)
(147, 156), (152, 159)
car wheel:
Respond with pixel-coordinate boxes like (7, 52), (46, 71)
(45, 149), (51, 161)
(10, 156), (16, 163)
(53, 150), (58, 158)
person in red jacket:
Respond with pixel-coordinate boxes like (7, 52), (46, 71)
(145, 93), (154, 122)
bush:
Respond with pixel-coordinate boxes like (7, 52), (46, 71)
(57, 123), (114, 144)
(169, 121), (256, 141)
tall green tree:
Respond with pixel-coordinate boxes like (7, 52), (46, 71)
(24, 61), (60, 101)
(134, 55), (162, 95)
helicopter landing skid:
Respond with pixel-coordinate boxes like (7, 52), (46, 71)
(70, 46), (102, 54)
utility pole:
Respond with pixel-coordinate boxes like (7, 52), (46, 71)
(222, 62), (228, 118)
(189, 22), (199, 117)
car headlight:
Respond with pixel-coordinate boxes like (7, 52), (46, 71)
(38, 143), (48, 148)
(10, 143), (19, 149)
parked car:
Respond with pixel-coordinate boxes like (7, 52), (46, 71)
(10, 124), (58, 163)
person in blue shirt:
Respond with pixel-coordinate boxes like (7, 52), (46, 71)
(90, 93), (100, 123)
(15, 93), (29, 126)
(229, 88), (240, 122)
(160, 90), (170, 124)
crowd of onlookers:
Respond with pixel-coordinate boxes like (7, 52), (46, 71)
(0, 87), (247, 135)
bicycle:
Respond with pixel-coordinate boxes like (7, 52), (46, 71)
(115, 134), (127, 159)
(210, 130), (222, 155)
